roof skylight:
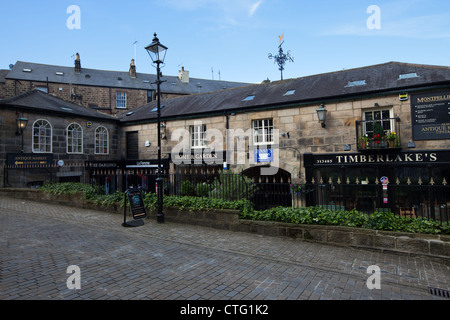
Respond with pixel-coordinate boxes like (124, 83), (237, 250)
(151, 105), (166, 113)
(345, 80), (367, 87)
(284, 90), (296, 96)
(242, 95), (255, 101)
(398, 73), (419, 80)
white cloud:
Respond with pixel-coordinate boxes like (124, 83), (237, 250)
(161, 0), (264, 26)
(249, 0), (264, 17)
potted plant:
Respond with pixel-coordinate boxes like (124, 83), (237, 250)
(371, 122), (386, 148)
(359, 136), (370, 149)
(385, 131), (397, 148)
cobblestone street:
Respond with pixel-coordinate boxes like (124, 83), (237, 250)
(1, 196), (449, 304)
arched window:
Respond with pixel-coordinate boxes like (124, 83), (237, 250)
(67, 123), (83, 154)
(95, 126), (109, 154)
(32, 119), (52, 153)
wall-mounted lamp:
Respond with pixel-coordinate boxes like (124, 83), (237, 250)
(16, 113), (28, 135)
(316, 104), (327, 128)
(408, 140), (416, 148)
(344, 144), (351, 151)
(16, 112), (28, 153)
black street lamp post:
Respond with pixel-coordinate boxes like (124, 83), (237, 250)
(145, 33), (168, 224)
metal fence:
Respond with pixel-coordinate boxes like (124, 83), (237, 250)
(305, 177), (449, 223)
(3, 163), (449, 223)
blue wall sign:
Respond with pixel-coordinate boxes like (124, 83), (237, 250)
(255, 149), (273, 163)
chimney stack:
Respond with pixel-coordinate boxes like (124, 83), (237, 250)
(74, 53), (81, 73)
(129, 59), (136, 78)
(178, 67), (189, 84)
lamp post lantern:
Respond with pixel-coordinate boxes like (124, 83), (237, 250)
(16, 112), (28, 153)
(145, 33), (168, 224)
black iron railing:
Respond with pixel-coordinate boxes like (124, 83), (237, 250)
(356, 117), (402, 151)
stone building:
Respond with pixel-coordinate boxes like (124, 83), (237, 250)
(0, 89), (120, 188)
(0, 55), (250, 115)
(1, 61), (449, 217)
(119, 62), (450, 214)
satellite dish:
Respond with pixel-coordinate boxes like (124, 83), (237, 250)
(9, 64), (14, 69)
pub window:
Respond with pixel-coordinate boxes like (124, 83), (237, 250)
(67, 123), (83, 154)
(252, 119), (274, 145)
(190, 124), (207, 149)
(95, 126), (109, 155)
(32, 119), (52, 153)
(363, 108), (394, 137)
(116, 92), (127, 109)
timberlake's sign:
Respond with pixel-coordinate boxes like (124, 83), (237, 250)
(311, 151), (450, 166)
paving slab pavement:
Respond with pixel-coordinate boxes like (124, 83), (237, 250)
(1, 196), (449, 304)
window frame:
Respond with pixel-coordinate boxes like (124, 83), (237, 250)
(66, 122), (83, 154)
(362, 108), (395, 138)
(190, 124), (207, 149)
(95, 126), (109, 155)
(252, 118), (274, 146)
(32, 119), (52, 153)
(116, 91), (127, 109)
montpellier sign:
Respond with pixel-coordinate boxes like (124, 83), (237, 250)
(411, 91), (450, 140)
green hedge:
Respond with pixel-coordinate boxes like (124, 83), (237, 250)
(241, 206), (450, 235)
(39, 183), (449, 235)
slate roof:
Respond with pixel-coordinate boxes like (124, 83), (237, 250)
(6, 61), (250, 95)
(0, 89), (118, 121)
(119, 62), (450, 123)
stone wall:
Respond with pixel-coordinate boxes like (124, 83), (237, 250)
(2, 79), (149, 115)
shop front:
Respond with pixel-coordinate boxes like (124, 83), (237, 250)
(304, 150), (450, 221)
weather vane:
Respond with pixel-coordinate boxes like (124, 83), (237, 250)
(268, 33), (294, 81)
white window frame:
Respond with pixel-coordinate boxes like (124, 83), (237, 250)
(95, 126), (109, 155)
(190, 124), (207, 149)
(32, 119), (52, 153)
(252, 119), (274, 146)
(116, 92), (127, 109)
(67, 123), (83, 154)
(362, 108), (394, 138)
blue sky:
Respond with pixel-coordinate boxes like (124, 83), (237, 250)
(1, 0), (450, 83)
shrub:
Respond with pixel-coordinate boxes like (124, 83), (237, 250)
(39, 183), (448, 235)
(180, 180), (194, 196)
(209, 171), (256, 201)
(195, 183), (211, 197)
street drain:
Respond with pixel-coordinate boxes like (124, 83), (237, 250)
(429, 287), (450, 299)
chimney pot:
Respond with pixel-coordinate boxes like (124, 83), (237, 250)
(178, 67), (189, 84)
(74, 53), (81, 73)
(130, 59), (136, 78)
